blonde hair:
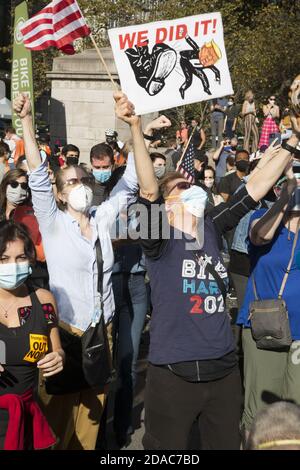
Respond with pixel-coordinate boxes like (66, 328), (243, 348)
(245, 90), (254, 101)
(205, 39), (222, 60)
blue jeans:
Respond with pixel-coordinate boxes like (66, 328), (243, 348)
(112, 272), (148, 435)
(210, 114), (224, 148)
(225, 119), (235, 139)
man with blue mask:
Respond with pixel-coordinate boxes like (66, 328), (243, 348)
(90, 142), (115, 205)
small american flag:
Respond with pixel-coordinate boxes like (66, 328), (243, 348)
(178, 143), (195, 183)
(20, 0), (90, 55)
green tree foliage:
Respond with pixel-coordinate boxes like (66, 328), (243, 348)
(4, 0), (300, 114)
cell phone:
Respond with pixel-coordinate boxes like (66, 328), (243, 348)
(0, 339), (6, 365)
(269, 132), (282, 146)
(293, 144), (300, 161)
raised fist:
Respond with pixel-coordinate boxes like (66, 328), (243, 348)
(148, 115), (171, 131)
(114, 91), (140, 126)
(13, 93), (32, 118)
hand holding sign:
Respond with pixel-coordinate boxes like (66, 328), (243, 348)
(114, 91), (140, 126)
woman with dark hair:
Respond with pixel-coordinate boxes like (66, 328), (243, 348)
(0, 169), (48, 288)
(0, 169), (29, 220)
(0, 221), (64, 450)
(202, 166), (224, 207)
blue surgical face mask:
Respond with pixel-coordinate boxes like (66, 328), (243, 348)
(93, 169), (112, 183)
(180, 185), (208, 217)
(0, 262), (32, 290)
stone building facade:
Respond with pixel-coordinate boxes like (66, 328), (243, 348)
(47, 47), (157, 162)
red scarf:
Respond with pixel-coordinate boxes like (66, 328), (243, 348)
(0, 389), (56, 450)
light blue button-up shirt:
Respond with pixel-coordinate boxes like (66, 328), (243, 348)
(29, 154), (138, 331)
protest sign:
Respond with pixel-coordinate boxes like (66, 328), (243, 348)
(108, 12), (233, 115)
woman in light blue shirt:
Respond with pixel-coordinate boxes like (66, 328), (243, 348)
(14, 93), (138, 450)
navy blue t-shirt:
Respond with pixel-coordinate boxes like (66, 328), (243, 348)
(139, 185), (257, 365)
(146, 221), (233, 364)
(237, 208), (300, 339)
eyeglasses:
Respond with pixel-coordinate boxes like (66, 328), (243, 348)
(63, 176), (94, 187)
(9, 181), (28, 190)
(167, 181), (192, 196)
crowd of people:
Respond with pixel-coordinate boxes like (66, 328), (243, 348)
(0, 82), (299, 451)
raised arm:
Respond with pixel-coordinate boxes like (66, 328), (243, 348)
(13, 93), (58, 230)
(114, 92), (159, 201)
(13, 94), (41, 171)
(245, 134), (299, 202)
(143, 115), (171, 150)
(212, 140), (224, 161)
(263, 104), (270, 117)
(250, 163), (297, 245)
(247, 140), (281, 181)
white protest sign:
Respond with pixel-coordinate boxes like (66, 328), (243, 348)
(108, 12), (233, 115)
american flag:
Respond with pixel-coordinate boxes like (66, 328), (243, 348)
(20, 0), (90, 55)
(177, 143), (195, 183)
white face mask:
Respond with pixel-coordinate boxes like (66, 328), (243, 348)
(204, 179), (214, 189)
(67, 184), (93, 213)
(6, 185), (27, 205)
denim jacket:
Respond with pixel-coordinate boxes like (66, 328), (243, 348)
(112, 211), (146, 274)
(231, 210), (255, 254)
(231, 179), (258, 254)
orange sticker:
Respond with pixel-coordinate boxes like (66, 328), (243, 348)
(23, 334), (48, 363)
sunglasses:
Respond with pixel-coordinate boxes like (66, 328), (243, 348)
(63, 176), (94, 187)
(167, 181), (192, 196)
(9, 181), (28, 190)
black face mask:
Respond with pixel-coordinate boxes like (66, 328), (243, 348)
(231, 145), (237, 151)
(236, 160), (249, 173)
(194, 169), (204, 181)
(66, 157), (79, 166)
